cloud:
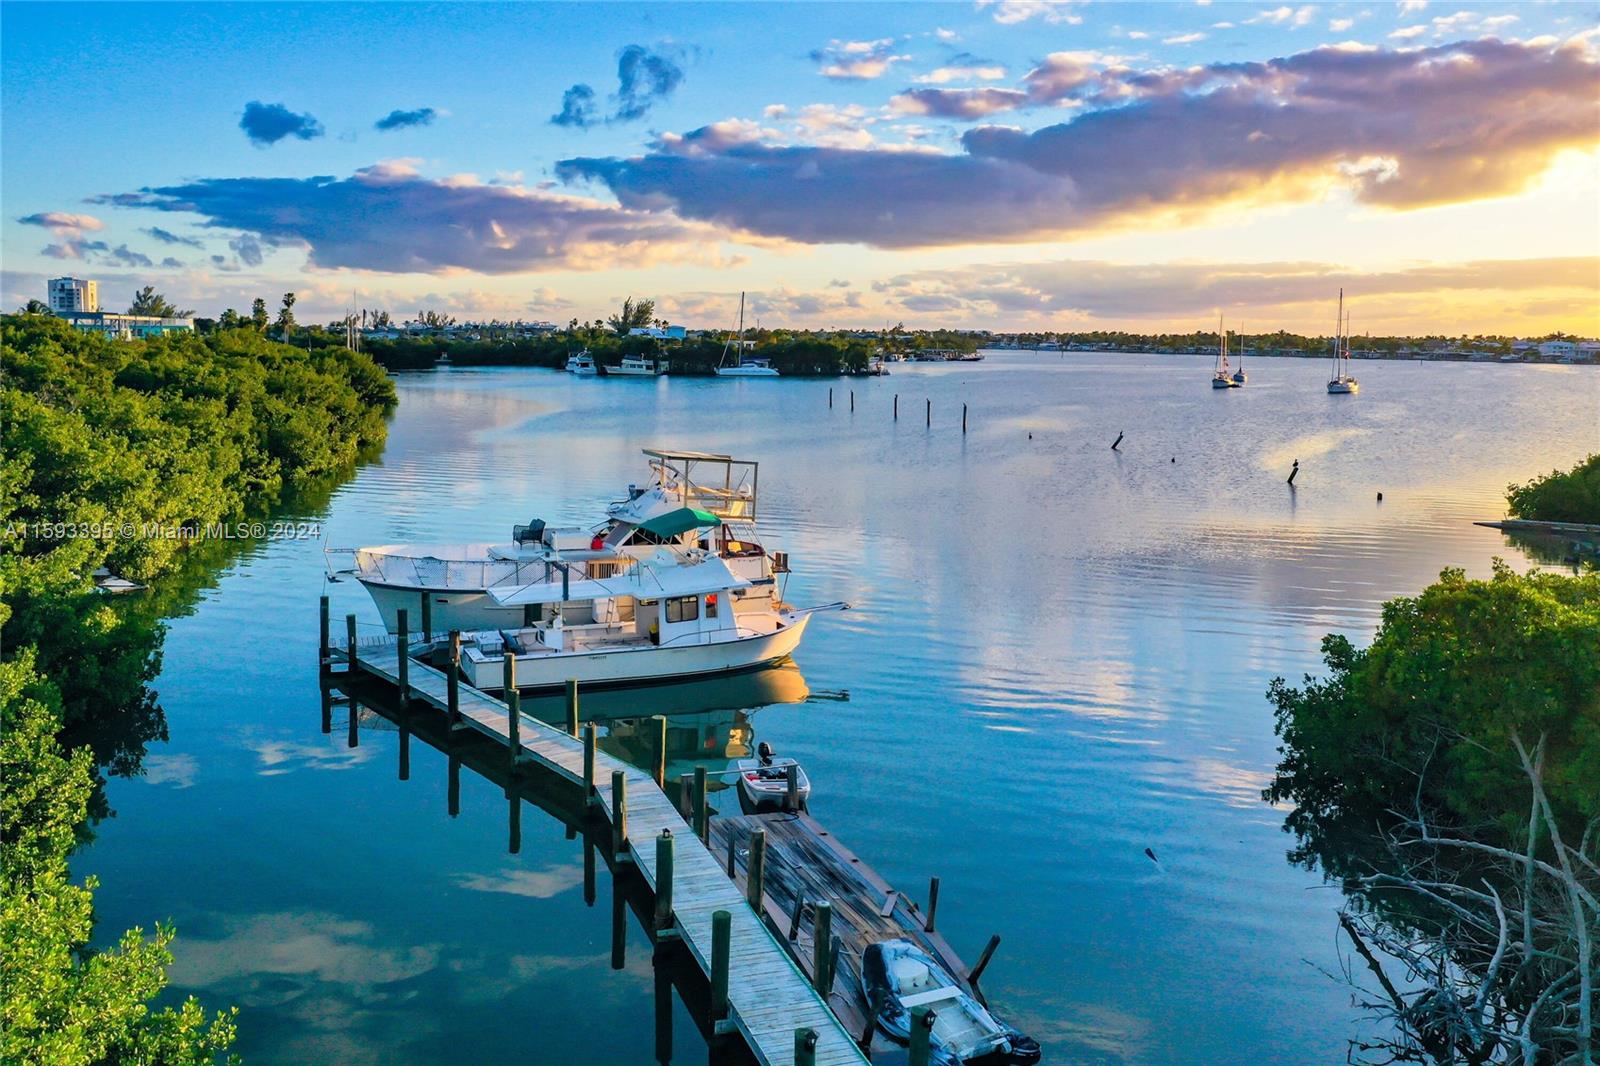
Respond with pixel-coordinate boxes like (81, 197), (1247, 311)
(552, 45), (684, 126)
(980, 0), (1085, 26)
(18, 211), (104, 235)
(1389, 24), (1427, 38)
(914, 61), (1009, 84)
(374, 106), (437, 131)
(104, 245), (154, 268)
(1164, 32), (1208, 44)
(872, 255), (1600, 326)
(811, 38), (910, 80)
(239, 101), (324, 146)
(551, 84), (599, 128)
(613, 45), (684, 120)
(891, 87), (1031, 119)
(159, 256), (184, 269)
(1246, 6), (1318, 27)
(143, 226), (203, 247)
(560, 38), (1600, 249)
(1329, 17), (1355, 31)
(105, 161), (723, 274)
(1399, 0), (1427, 12)
(229, 233), (266, 267)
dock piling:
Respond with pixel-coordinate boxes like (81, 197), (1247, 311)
(746, 829), (766, 909)
(445, 631), (462, 727)
(909, 1006), (935, 1066)
(924, 876), (940, 933)
(507, 789), (521, 854)
(397, 609), (410, 700)
(710, 909), (732, 1029)
(504, 654), (521, 766)
(968, 933), (1001, 995)
(893, 393), (899, 420)
(693, 765), (708, 842)
(565, 678), (579, 736)
(962, 403), (967, 434)
(1112, 430), (1124, 451)
(795, 1028), (818, 1066)
(398, 726), (410, 780)
(319, 595), (330, 670)
(611, 770), (630, 860)
(654, 830), (676, 936)
(829, 387), (833, 408)
(346, 614), (358, 670)
(583, 837), (596, 906)
(926, 398), (931, 427)
(582, 724), (597, 805)
(319, 684), (332, 734)
(827, 935), (840, 997)
(650, 714), (667, 788)
(420, 591), (432, 642)
(678, 774), (693, 819)
(785, 762), (799, 812)
(347, 699), (358, 748)
(789, 894), (805, 941)
(448, 754), (460, 818)
(813, 901), (833, 995)
(850, 390), (854, 412)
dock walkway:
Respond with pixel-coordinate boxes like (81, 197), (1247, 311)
(339, 642), (868, 1066)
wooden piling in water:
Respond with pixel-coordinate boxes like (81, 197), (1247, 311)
(612, 770), (630, 861)
(924, 876), (940, 933)
(893, 393), (899, 420)
(446, 632), (462, 727)
(650, 714), (667, 788)
(789, 894), (805, 941)
(693, 765), (708, 843)
(746, 829), (766, 909)
(447, 754), (460, 818)
(347, 699), (359, 748)
(319, 595), (330, 671)
(565, 678), (579, 736)
(504, 654), (521, 766)
(398, 727), (410, 780)
(909, 1005), (934, 1066)
(320, 684), (332, 735)
(813, 901), (833, 995)
(346, 614), (358, 670)
(396, 609), (410, 699)
(829, 387), (833, 408)
(654, 830), (675, 936)
(582, 724), (597, 805)
(420, 591), (433, 642)
(583, 837), (596, 906)
(785, 762), (799, 812)
(968, 933), (1001, 993)
(795, 1028), (818, 1066)
(507, 789), (521, 854)
(850, 390), (854, 412)
(926, 398), (931, 426)
(962, 403), (967, 434)
(710, 909), (731, 1027)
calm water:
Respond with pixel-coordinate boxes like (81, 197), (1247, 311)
(83, 353), (1597, 1065)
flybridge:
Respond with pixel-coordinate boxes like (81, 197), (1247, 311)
(640, 448), (760, 522)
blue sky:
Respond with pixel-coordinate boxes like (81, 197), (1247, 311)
(3, 1), (1597, 333)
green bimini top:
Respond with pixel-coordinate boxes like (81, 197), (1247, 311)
(637, 506), (720, 538)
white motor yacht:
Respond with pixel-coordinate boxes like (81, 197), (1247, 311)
(609, 353), (669, 376)
(330, 449), (788, 635)
(566, 350), (598, 375)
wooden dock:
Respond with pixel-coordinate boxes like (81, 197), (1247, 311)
(327, 633), (868, 1066)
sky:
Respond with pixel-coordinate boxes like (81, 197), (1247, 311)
(3, 1), (1598, 335)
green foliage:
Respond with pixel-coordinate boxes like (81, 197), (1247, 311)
(1, 652), (239, 1066)
(1265, 563), (1600, 876)
(1507, 453), (1600, 525)
(248, 300), (267, 332)
(0, 312), (395, 1064)
(606, 296), (656, 336)
(127, 287), (190, 319)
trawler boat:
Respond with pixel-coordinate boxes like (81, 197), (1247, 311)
(566, 350), (597, 375)
(455, 548), (842, 691)
(609, 353), (669, 376)
(330, 449), (787, 635)
(1327, 290), (1359, 395)
(714, 292), (780, 377)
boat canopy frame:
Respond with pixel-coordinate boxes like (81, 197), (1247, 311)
(643, 448), (759, 522)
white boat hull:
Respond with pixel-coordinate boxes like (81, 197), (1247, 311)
(714, 366), (779, 377)
(363, 581), (523, 634)
(465, 613), (811, 691)
(1327, 380), (1358, 394)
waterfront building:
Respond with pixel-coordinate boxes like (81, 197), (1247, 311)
(1539, 339), (1578, 359)
(47, 276), (98, 313)
(55, 310), (193, 339)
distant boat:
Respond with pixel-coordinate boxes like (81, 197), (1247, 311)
(1232, 324), (1248, 384)
(1212, 315), (1237, 389)
(609, 353), (669, 376)
(863, 939), (1040, 1065)
(715, 293), (779, 377)
(1327, 290), (1359, 395)
(566, 350), (597, 375)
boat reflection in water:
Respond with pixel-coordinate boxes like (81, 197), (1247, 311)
(512, 659), (820, 793)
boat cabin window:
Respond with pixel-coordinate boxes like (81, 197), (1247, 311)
(665, 595), (699, 624)
(705, 593), (718, 618)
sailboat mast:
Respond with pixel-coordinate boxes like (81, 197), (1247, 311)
(1335, 288), (1344, 377)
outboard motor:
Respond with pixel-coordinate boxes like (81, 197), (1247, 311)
(756, 741), (774, 767)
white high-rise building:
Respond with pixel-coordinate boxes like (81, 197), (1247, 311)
(48, 277), (99, 313)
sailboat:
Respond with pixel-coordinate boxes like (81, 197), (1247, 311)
(1231, 323), (1248, 385)
(714, 292), (779, 377)
(1327, 290), (1359, 395)
(1212, 315), (1236, 388)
